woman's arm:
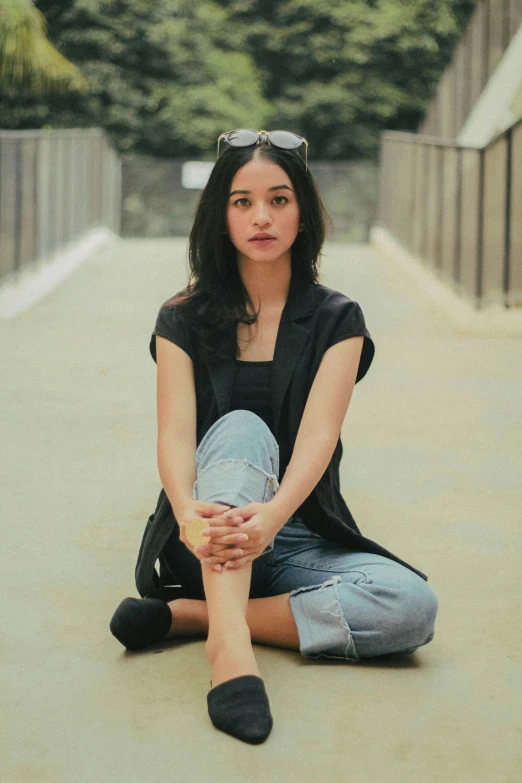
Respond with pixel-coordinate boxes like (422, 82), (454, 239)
(267, 335), (364, 526)
(156, 336), (199, 519)
(156, 335), (252, 567)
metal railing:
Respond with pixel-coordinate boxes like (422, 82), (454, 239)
(420, 0), (522, 138)
(377, 118), (522, 308)
(0, 128), (121, 284)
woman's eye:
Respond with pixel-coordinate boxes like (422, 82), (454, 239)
(273, 196), (288, 204)
(234, 198), (250, 206)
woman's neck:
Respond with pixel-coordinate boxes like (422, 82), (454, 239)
(237, 255), (292, 313)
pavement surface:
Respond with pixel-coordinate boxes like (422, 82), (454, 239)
(1, 238), (521, 783)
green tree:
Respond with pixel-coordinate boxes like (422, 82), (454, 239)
(0, 0), (476, 159)
(217, 0), (476, 159)
(0, 0), (84, 92)
(0, 0), (269, 156)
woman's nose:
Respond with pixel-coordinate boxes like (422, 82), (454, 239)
(253, 203), (271, 225)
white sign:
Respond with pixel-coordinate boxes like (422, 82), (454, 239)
(181, 161), (215, 189)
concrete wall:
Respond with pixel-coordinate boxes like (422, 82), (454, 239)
(458, 23), (522, 147)
(121, 156), (378, 242)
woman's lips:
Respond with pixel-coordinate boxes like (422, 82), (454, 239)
(249, 236), (276, 246)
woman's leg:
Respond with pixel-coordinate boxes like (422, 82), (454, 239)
(110, 411), (278, 742)
(202, 562), (260, 685)
(157, 409), (280, 597)
(167, 592), (300, 649)
(189, 411), (278, 742)
(163, 418), (437, 660)
(189, 410), (280, 683)
(283, 559), (438, 660)
(257, 520), (439, 660)
(110, 410), (280, 654)
(168, 519), (438, 660)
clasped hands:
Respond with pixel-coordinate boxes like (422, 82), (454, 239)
(180, 500), (282, 572)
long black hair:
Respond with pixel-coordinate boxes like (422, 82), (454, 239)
(168, 141), (328, 364)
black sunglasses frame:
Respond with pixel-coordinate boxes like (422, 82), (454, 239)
(217, 129), (308, 171)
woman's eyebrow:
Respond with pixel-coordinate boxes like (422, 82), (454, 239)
(229, 184), (293, 197)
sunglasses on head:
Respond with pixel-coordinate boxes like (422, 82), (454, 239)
(217, 129), (309, 171)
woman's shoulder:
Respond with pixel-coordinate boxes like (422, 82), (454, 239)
(310, 282), (375, 382)
(154, 288), (193, 333)
(308, 281), (372, 337)
(158, 288), (189, 312)
(150, 288), (194, 363)
(310, 282), (363, 313)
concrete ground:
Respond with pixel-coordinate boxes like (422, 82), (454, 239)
(1, 238), (521, 783)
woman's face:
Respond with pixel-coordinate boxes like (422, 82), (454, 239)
(226, 158), (300, 268)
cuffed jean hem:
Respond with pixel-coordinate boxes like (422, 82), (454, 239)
(194, 457), (279, 508)
(289, 575), (360, 661)
(284, 552), (438, 660)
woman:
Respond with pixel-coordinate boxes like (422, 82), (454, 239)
(110, 129), (438, 745)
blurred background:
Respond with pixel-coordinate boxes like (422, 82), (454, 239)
(2, 0), (521, 309)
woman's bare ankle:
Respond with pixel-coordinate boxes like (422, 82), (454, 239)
(206, 621), (250, 656)
(206, 625), (259, 687)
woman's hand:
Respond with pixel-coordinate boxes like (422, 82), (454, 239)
(178, 500), (246, 563)
(196, 502), (285, 571)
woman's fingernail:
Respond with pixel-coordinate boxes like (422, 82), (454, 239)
(202, 529), (211, 536)
(237, 534), (248, 541)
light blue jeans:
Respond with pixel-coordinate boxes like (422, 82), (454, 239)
(159, 410), (438, 660)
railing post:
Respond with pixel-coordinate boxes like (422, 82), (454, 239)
(14, 139), (23, 275)
(421, 144), (429, 261)
(410, 140), (418, 251)
(0, 139), (3, 274)
(33, 136), (39, 268)
(436, 145), (444, 272)
(503, 126), (513, 306)
(482, 0), (491, 89)
(454, 147), (463, 287)
(476, 147), (485, 307)
(502, 0), (511, 49)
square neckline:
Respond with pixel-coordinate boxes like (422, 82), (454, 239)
(236, 359), (273, 365)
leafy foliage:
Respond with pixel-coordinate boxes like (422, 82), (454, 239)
(0, 0), (269, 156)
(0, 0), (84, 92)
(0, 0), (476, 158)
(216, 0), (476, 159)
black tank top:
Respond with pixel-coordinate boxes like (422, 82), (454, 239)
(230, 359), (274, 434)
